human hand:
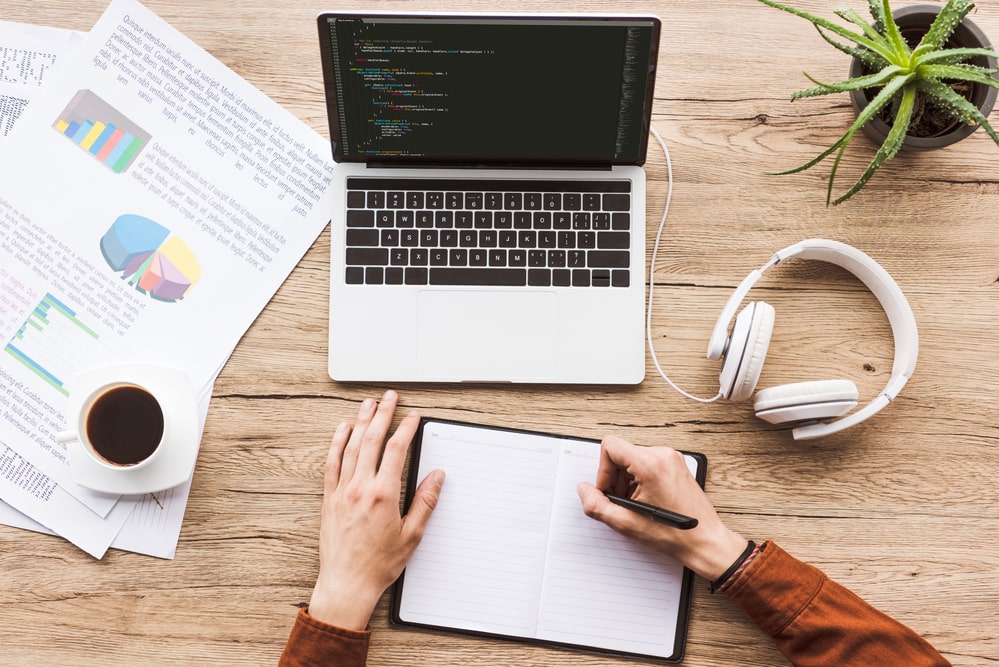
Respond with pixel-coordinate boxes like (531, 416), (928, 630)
(307, 390), (445, 630)
(576, 435), (746, 581)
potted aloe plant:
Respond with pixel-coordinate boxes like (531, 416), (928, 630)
(759, 0), (999, 205)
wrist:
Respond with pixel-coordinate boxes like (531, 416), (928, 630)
(684, 528), (749, 582)
(308, 580), (382, 631)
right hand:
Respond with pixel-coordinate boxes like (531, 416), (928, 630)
(576, 435), (748, 582)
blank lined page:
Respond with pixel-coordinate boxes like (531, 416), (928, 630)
(397, 421), (560, 636)
(536, 441), (694, 658)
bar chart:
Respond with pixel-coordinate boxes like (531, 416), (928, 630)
(52, 89), (150, 173)
(100, 214), (201, 302)
(3, 293), (117, 396)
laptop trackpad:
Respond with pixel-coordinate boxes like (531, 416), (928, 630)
(417, 290), (558, 381)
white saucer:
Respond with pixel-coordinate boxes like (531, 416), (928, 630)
(63, 364), (201, 495)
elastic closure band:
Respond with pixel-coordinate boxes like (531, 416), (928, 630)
(709, 539), (756, 593)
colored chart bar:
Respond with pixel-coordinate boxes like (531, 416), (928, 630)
(52, 89), (150, 174)
(3, 293), (116, 397)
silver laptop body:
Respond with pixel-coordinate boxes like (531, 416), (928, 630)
(317, 12), (660, 383)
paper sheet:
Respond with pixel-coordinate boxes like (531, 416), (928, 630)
(0, 0), (335, 558)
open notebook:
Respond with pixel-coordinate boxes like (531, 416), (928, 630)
(392, 419), (705, 662)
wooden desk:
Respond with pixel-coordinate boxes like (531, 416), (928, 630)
(2, 1), (996, 665)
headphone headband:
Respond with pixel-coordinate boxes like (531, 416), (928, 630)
(708, 239), (918, 439)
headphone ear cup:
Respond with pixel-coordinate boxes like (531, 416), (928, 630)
(754, 379), (860, 425)
(719, 302), (775, 401)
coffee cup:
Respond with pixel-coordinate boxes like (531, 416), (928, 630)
(57, 381), (167, 470)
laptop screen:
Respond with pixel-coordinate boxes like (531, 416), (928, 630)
(317, 14), (660, 166)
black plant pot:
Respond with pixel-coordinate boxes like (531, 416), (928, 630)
(849, 4), (998, 150)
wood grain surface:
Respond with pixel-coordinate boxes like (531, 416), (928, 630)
(2, 1), (997, 665)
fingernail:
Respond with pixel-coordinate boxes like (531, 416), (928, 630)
(336, 422), (349, 434)
(360, 398), (375, 412)
(384, 389), (398, 401)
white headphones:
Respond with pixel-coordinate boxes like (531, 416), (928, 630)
(705, 238), (918, 440)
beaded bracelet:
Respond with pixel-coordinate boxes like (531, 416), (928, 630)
(709, 539), (759, 593)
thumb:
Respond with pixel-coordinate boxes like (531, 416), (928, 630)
(403, 469), (445, 537)
(577, 481), (641, 535)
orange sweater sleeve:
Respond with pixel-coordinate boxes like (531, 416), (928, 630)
(279, 608), (370, 667)
(724, 542), (950, 667)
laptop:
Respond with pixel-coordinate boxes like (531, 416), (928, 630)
(316, 12), (660, 383)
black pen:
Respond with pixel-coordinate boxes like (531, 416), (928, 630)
(604, 492), (698, 530)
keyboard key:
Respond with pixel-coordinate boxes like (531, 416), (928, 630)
(347, 191), (366, 208)
(485, 192), (503, 209)
(591, 269), (611, 287)
(346, 229), (379, 246)
(529, 268), (551, 286)
(533, 212), (552, 229)
(612, 269), (630, 287)
(578, 231), (596, 249)
(509, 249), (526, 267)
(499, 230), (517, 247)
(455, 211), (474, 228)
(459, 231), (477, 247)
(445, 192), (463, 209)
(572, 269), (590, 287)
(346, 248), (388, 265)
(553, 269), (571, 286)
(612, 212), (630, 230)
(573, 212), (591, 229)
(563, 193), (581, 210)
(366, 191), (384, 208)
(430, 268), (526, 286)
(593, 213), (611, 230)
(504, 192), (523, 210)
(376, 211), (394, 227)
(347, 210), (374, 227)
(465, 192), (483, 209)
(480, 230), (497, 247)
(387, 192), (404, 208)
(415, 211), (434, 227)
(469, 249), (487, 266)
(598, 231), (630, 249)
(489, 249), (507, 266)
(386, 267), (404, 284)
(410, 249), (428, 266)
(406, 192), (424, 209)
(405, 267), (428, 284)
(514, 212), (532, 229)
(440, 230), (458, 247)
(588, 250), (630, 268)
(365, 267), (384, 284)
(449, 248), (468, 265)
(494, 211), (513, 228)
(568, 250), (586, 268)
(346, 267), (364, 284)
(420, 230), (438, 247)
(583, 193), (601, 211)
(435, 211), (454, 228)
(475, 211), (492, 228)
(426, 192), (444, 209)
(396, 211), (414, 227)
(529, 250), (546, 267)
(554, 212), (572, 229)
(543, 193), (561, 210)
(401, 230), (418, 246)
(390, 249), (408, 265)
(430, 249), (448, 266)
(524, 193), (542, 210)
(603, 193), (630, 211)
(381, 229), (399, 246)
(519, 230), (537, 248)
(538, 231), (557, 248)
(558, 231), (575, 248)
(547, 249), (566, 267)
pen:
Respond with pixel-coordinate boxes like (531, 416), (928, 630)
(604, 492), (698, 530)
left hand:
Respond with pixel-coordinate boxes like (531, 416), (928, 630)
(307, 390), (445, 630)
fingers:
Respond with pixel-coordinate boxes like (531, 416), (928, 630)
(403, 469), (446, 542)
(355, 390), (400, 473)
(337, 396), (377, 482)
(323, 421), (352, 489)
(595, 435), (637, 494)
(576, 481), (644, 537)
(378, 410), (421, 483)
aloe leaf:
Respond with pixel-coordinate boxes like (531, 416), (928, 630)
(919, 78), (999, 146)
(815, 24), (887, 67)
(792, 65), (905, 98)
(832, 84), (916, 204)
(914, 0), (974, 55)
(867, 0), (887, 32)
(916, 47), (999, 67)
(878, 0), (911, 59)
(757, 0), (898, 63)
(921, 64), (999, 89)
(835, 7), (882, 41)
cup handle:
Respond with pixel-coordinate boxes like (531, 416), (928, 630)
(55, 431), (77, 444)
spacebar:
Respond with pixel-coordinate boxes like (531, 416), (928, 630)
(429, 268), (527, 286)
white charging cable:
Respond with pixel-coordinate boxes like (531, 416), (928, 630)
(647, 127), (722, 403)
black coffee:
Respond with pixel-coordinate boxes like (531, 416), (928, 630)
(85, 385), (164, 466)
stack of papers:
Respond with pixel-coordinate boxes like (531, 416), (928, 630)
(0, 0), (334, 558)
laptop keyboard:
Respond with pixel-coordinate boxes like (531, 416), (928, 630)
(343, 178), (632, 288)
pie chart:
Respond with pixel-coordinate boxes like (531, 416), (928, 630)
(100, 214), (201, 302)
